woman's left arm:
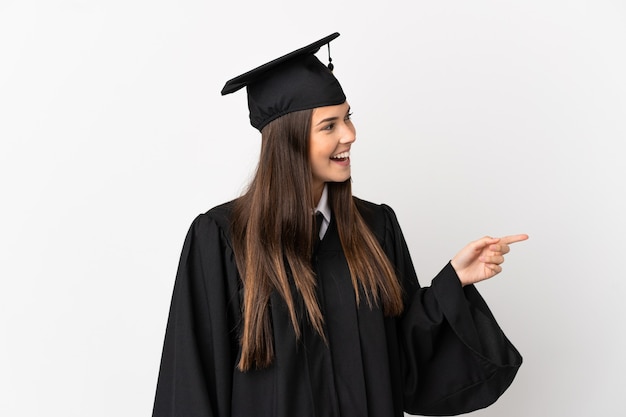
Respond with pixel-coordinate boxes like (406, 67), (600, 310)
(378, 204), (527, 415)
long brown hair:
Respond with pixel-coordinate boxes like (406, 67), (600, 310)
(231, 108), (403, 371)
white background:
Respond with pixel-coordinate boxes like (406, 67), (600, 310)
(1, 1), (625, 416)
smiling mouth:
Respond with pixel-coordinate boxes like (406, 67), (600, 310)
(330, 151), (350, 162)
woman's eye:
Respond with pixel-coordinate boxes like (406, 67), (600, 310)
(323, 123), (335, 131)
(345, 112), (353, 121)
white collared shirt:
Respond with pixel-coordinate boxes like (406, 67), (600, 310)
(314, 184), (331, 240)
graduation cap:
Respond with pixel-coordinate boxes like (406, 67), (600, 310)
(221, 32), (346, 131)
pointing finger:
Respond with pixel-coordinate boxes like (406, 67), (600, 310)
(500, 234), (529, 245)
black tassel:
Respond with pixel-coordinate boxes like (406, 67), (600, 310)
(327, 43), (334, 71)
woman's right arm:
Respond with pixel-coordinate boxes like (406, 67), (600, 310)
(152, 213), (240, 417)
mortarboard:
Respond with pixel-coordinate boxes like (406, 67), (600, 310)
(221, 33), (346, 131)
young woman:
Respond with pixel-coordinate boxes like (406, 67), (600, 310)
(152, 33), (528, 417)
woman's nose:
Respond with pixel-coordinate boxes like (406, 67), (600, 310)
(340, 125), (356, 144)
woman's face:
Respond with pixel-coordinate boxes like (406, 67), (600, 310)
(309, 101), (356, 195)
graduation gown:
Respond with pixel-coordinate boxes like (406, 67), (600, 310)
(152, 198), (522, 417)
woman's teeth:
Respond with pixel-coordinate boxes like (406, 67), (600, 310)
(330, 151), (350, 160)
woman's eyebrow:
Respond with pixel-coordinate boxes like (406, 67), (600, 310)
(314, 107), (350, 126)
(315, 116), (339, 126)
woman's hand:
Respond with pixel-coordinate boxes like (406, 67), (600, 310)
(450, 234), (529, 286)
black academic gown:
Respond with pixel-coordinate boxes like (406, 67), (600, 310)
(152, 198), (522, 417)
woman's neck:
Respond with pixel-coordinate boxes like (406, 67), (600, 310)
(312, 182), (325, 207)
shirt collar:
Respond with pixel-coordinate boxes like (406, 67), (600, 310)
(314, 184), (331, 224)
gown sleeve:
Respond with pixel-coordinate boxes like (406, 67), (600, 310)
(152, 212), (240, 417)
(381, 204), (522, 416)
